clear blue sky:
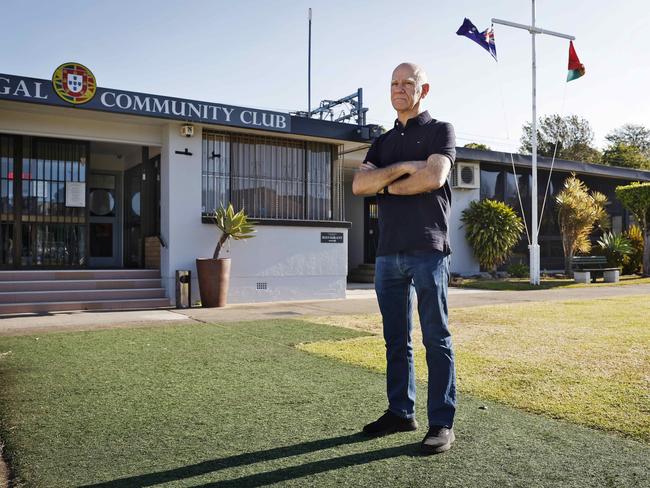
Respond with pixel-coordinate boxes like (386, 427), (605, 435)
(2, 0), (648, 152)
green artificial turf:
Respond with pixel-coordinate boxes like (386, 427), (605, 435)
(0, 320), (648, 487)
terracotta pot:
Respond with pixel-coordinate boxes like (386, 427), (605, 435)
(196, 258), (231, 307)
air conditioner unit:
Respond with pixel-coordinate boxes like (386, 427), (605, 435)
(451, 162), (480, 189)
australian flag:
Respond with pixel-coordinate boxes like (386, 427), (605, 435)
(457, 18), (497, 61)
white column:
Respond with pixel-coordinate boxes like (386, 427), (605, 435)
(159, 124), (208, 304)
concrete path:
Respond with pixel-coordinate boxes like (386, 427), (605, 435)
(178, 283), (650, 322)
(0, 309), (191, 336)
(0, 284), (648, 336)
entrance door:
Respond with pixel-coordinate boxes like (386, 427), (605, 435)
(364, 196), (379, 263)
(124, 154), (160, 268)
(88, 171), (121, 267)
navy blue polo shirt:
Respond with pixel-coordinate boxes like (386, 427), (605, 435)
(363, 111), (456, 256)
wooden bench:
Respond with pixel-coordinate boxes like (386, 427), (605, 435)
(571, 256), (619, 283)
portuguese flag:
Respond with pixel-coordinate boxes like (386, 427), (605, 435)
(567, 41), (585, 82)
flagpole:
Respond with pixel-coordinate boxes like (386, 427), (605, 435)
(308, 8), (312, 117)
(492, 3), (575, 286)
(530, 0), (540, 285)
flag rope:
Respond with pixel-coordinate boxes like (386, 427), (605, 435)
(495, 35), (531, 245)
(509, 152), (532, 246)
(494, 46), (512, 141)
(537, 82), (568, 236)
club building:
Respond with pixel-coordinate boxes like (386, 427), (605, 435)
(1, 64), (649, 313)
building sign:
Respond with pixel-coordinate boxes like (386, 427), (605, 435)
(0, 70), (291, 133)
(65, 182), (86, 208)
(52, 62), (97, 105)
(321, 232), (344, 243)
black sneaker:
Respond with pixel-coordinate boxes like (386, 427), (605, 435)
(362, 410), (418, 437)
(420, 426), (455, 454)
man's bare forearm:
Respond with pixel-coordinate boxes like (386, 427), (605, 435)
(387, 155), (452, 195)
(352, 160), (424, 195)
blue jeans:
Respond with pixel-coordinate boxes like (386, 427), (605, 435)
(374, 250), (456, 428)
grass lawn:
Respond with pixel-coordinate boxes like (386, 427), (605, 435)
(455, 274), (650, 291)
(300, 296), (650, 442)
(0, 314), (648, 487)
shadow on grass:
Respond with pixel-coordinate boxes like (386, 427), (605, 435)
(80, 434), (419, 488)
(456, 275), (650, 292)
(456, 279), (573, 291)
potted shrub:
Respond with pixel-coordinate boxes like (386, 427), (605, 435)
(196, 204), (256, 307)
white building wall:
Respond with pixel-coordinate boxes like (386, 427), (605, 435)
(159, 124), (349, 305)
(160, 123), (205, 304)
(226, 225), (348, 303)
(0, 103), (162, 146)
(449, 187), (480, 276)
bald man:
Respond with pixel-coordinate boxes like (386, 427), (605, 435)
(353, 62), (457, 455)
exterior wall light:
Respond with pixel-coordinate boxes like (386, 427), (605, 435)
(180, 124), (195, 137)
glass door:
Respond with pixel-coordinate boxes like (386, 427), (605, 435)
(124, 164), (142, 267)
(88, 172), (121, 268)
(124, 154), (160, 268)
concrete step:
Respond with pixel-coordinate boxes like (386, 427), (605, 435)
(348, 262), (376, 283)
(0, 269), (161, 282)
(0, 268), (168, 315)
(0, 278), (162, 292)
(0, 288), (166, 304)
(347, 273), (375, 283)
(0, 297), (171, 315)
(350, 268), (376, 276)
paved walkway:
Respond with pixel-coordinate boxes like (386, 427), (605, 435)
(0, 284), (648, 336)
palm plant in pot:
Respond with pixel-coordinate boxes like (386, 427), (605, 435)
(196, 204), (256, 307)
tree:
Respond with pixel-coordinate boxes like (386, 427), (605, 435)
(605, 124), (650, 156)
(461, 199), (524, 272)
(563, 143), (603, 165)
(602, 143), (650, 169)
(615, 182), (650, 276)
(520, 114), (601, 163)
(463, 143), (491, 151)
(555, 174), (609, 275)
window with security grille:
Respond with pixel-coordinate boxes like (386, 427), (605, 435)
(202, 132), (344, 222)
(0, 135), (89, 268)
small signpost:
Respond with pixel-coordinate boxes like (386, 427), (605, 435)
(321, 232), (343, 244)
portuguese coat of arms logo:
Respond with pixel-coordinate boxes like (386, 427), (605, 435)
(52, 62), (97, 104)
